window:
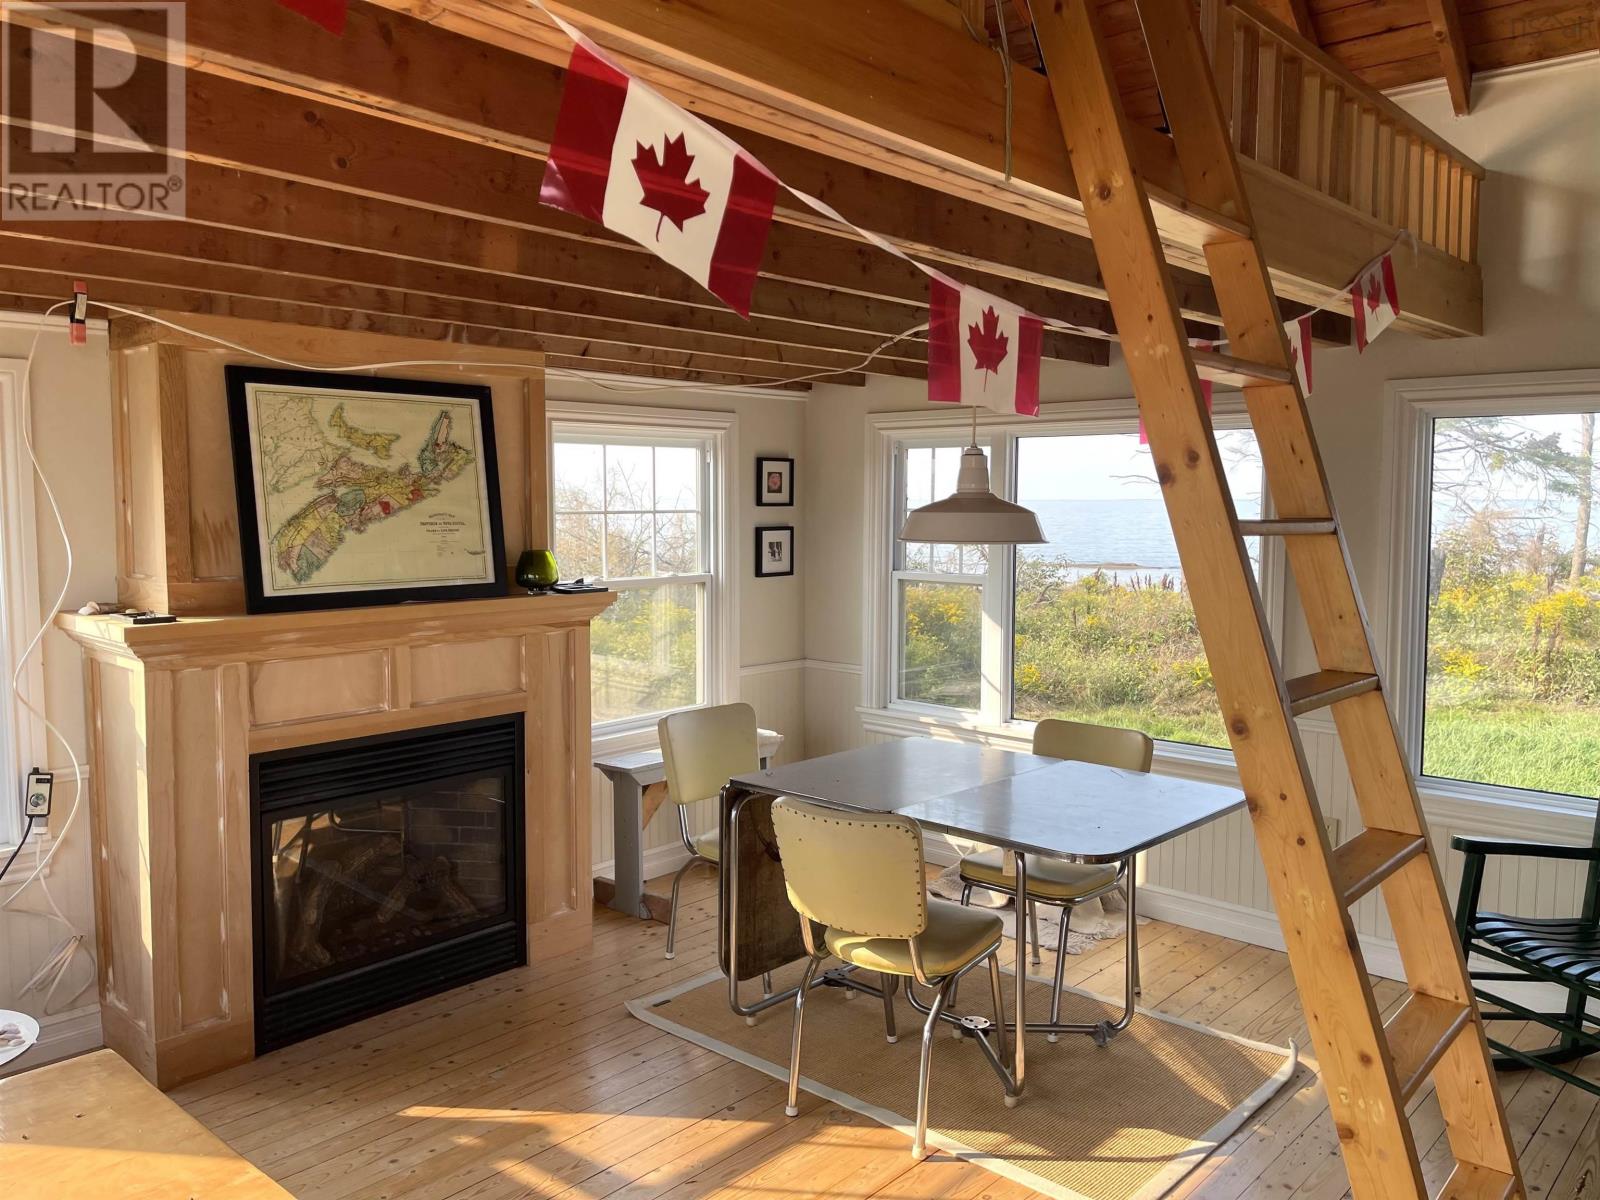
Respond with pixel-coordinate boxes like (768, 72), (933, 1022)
(878, 408), (1268, 753)
(1420, 409), (1600, 797)
(550, 411), (729, 731)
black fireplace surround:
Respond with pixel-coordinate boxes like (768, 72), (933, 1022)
(251, 715), (526, 1052)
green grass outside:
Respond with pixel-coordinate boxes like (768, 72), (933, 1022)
(1422, 704), (1600, 799)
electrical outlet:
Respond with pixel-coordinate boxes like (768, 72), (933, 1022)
(24, 769), (52, 820)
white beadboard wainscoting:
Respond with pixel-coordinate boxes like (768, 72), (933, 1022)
(802, 661), (1594, 985)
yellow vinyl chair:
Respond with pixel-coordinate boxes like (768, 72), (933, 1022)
(657, 702), (759, 960)
(772, 796), (1008, 1159)
(957, 719), (1153, 1039)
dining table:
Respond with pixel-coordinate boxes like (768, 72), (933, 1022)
(717, 736), (1245, 1101)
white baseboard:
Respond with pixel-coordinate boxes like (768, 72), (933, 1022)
(0, 1004), (102, 1076)
(593, 841), (696, 883)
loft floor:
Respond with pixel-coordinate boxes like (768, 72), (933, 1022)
(170, 872), (1600, 1199)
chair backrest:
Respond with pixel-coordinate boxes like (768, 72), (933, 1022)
(658, 703), (759, 808)
(771, 796), (928, 939)
(1032, 718), (1154, 773)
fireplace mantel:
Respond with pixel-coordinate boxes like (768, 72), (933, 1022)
(58, 590), (612, 1088)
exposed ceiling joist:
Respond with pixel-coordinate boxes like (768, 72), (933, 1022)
(1420, 0), (1475, 114)
(0, 269), (832, 390)
(353, 0), (1478, 335)
(16, 0), (1183, 325)
(1260, 0), (1318, 41)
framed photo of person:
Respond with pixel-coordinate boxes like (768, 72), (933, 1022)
(754, 525), (795, 578)
(226, 366), (507, 613)
(756, 456), (794, 506)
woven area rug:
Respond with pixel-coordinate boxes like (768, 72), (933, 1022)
(628, 965), (1297, 1200)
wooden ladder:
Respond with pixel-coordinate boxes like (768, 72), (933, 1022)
(1028, 1), (1523, 1197)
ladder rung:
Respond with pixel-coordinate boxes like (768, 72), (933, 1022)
(1237, 518), (1338, 537)
(1385, 992), (1473, 1102)
(1192, 349), (1292, 388)
(1332, 829), (1427, 907)
(1148, 185), (1254, 243)
(1285, 670), (1380, 716)
(1436, 1162), (1517, 1200)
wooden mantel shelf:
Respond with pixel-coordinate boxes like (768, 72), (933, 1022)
(58, 590), (614, 1089)
(57, 590), (614, 668)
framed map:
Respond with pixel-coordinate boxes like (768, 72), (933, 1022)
(226, 367), (507, 613)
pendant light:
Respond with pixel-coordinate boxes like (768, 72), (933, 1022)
(899, 407), (1045, 545)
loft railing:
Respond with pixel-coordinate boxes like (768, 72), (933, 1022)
(1198, 0), (1484, 264)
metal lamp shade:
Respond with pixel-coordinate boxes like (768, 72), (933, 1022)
(898, 446), (1045, 545)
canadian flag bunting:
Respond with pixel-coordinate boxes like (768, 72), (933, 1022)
(1286, 314), (1314, 395)
(1351, 252), (1400, 352)
(275, 0), (348, 34)
(541, 43), (779, 317)
(927, 277), (1041, 415)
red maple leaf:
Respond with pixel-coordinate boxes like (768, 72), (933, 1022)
(632, 134), (710, 240)
(1364, 274), (1384, 314)
(966, 306), (1010, 386)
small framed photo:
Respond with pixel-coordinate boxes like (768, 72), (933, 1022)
(756, 456), (794, 506)
(754, 525), (795, 578)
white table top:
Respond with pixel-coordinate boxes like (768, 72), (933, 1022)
(733, 737), (1244, 862)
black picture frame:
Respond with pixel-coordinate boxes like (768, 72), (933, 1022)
(755, 456), (795, 507)
(754, 525), (795, 578)
(226, 366), (507, 614)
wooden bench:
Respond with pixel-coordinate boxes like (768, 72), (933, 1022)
(594, 728), (783, 921)
(0, 1049), (291, 1199)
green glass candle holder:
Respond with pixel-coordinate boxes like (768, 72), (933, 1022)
(516, 548), (560, 592)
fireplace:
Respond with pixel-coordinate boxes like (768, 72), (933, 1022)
(251, 715), (526, 1052)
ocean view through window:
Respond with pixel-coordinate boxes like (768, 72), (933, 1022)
(885, 417), (1265, 751)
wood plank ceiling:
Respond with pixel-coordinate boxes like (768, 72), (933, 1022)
(0, 0), (1381, 391)
(978, 0), (1598, 122)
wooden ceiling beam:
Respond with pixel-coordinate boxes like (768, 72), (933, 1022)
(0, 230), (913, 380)
(14, 0), (1189, 328)
(0, 263), (845, 387)
(1421, 0), (1475, 114)
(348, 0), (1479, 335)
(1259, 0), (1318, 41)
(0, 60), (1107, 366)
(0, 211), (936, 367)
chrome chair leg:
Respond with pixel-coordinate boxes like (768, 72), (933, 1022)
(881, 973), (899, 1043)
(664, 854), (703, 960)
(1029, 900), (1043, 967)
(1047, 904), (1073, 1042)
(786, 954), (825, 1117)
(986, 950), (1010, 1086)
(912, 975), (955, 1159)
(762, 972), (773, 996)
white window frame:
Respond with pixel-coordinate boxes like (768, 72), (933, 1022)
(1382, 369), (1600, 819)
(0, 357), (44, 854)
(547, 401), (737, 749)
(862, 395), (1285, 769)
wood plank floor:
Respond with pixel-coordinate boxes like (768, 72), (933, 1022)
(172, 872), (1600, 1199)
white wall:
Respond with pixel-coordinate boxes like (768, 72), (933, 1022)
(0, 317), (115, 1062)
(800, 55), (1600, 975)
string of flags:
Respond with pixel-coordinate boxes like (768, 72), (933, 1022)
(280, 0), (1407, 414)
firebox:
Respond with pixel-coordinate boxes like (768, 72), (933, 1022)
(250, 715), (526, 1052)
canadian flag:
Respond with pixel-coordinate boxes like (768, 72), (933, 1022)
(1286, 314), (1314, 395)
(541, 43), (779, 317)
(1351, 253), (1401, 352)
(275, 0), (347, 33)
(927, 277), (1041, 415)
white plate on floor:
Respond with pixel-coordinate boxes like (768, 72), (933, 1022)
(0, 1010), (40, 1068)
